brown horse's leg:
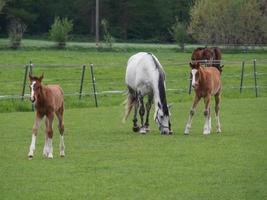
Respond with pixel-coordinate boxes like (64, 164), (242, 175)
(56, 105), (65, 157)
(45, 112), (54, 159)
(184, 95), (200, 134)
(203, 95), (211, 134)
(215, 93), (221, 133)
(28, 113), (43, 159)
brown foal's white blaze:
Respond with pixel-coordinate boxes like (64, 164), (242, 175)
(30, 81), (36, 102)
(191, 69), (198, 89)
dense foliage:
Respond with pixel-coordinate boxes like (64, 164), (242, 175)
(0, 0), (194, 42)
(188, 0), (267, 44)
(0, 0), (266, 45)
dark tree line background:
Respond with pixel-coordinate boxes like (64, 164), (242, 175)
(0, 0), (194, 42)
(0, 0), (266, 45)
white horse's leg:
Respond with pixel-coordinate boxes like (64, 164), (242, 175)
(28, 115), (42, 159)
(184, 95), (200, 134)
(144, 95), (153, 132)
(138, 94), (146, 134)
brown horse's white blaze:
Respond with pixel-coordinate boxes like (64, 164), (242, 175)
(184, 62), (222, 135)
(28, 73), (65, 159)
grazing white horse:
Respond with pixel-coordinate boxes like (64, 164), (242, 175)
(124, 52), (172, 134)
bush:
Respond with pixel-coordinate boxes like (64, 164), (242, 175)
(8, 19), (27, 49)
(49, 17), (73, 48)
(101, 19), (115, 49)
(169, 17), (187, 51)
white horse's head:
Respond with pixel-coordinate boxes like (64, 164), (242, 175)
(154, 103), (172, 134)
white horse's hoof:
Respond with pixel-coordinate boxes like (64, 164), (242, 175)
(139, 128), (146, 134)
(60, 151), (65, 157)
(217, 128), (221, 133)
(28, 154), (34, 160)
(139, 127), (146, 134)
(144, 126), (150, 132)
(184, 128), (190, 135)
(203, 130), (210, 135)
(48, 153), (53, 159)
(28, 151), (34, 158)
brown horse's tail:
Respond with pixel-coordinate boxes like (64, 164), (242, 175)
(123, 88), (137, 123)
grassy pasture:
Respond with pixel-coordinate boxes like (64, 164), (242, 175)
(0, 97), (267, 200)
(0, 42), (266, 199)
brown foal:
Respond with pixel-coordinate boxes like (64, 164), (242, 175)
(184, 62), (222, 135)
(28, 74), (65, 159)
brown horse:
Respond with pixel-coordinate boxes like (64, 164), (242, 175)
(191, 47), (222, 72)
(28, 73), (65, 159)
(184, 61), (222, 135)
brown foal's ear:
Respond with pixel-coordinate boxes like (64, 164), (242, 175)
(29, 73), (33, 80)
(38, 73), (44, 82)
(189, 61), (193, 68)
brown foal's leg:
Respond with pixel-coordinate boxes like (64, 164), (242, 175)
(43, 117), (49, 157)
(203, 95), (211, 134)
(184, 95), (201, 134)
(28, 113), (43, 159)
(215, 93), (221, 133)
(45, 112), (54, 159)
(56, 105), (65, 157)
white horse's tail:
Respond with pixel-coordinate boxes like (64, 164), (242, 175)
(123, 89), (137, 123)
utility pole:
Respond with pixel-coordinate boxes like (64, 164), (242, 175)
(95, 0), (99, 47)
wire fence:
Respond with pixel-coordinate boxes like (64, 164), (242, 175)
(0, 59), (267, 105)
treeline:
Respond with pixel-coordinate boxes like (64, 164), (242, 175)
(0, 0), (266, 45)
(0, 0), (194, 42)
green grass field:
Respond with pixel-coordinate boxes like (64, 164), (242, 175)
(0, 98), (267, 200)
(0, 42), (267, 199)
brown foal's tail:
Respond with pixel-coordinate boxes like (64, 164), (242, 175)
(122, 91), (136, 123)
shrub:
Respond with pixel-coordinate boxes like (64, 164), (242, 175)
(8, 19), (27, 49)
(101, 19), (115, 49)
(49, 17), (73, 48)
(169, 17), (187, 51)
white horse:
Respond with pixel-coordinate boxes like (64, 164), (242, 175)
(124, 52), (172, 134)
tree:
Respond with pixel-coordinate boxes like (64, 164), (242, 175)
(0, 0), (5, 12)
(101, 19), (114, 48)
(188, 0), (267, 45)
(8, 18), (26, 49)
(169, 17), (187, 51)
(49, 17), (73, 48)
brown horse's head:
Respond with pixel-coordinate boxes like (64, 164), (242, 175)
(189, 61), (202, 89)
(29, 73), (44, 103)
(191, 47), (205, 60)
